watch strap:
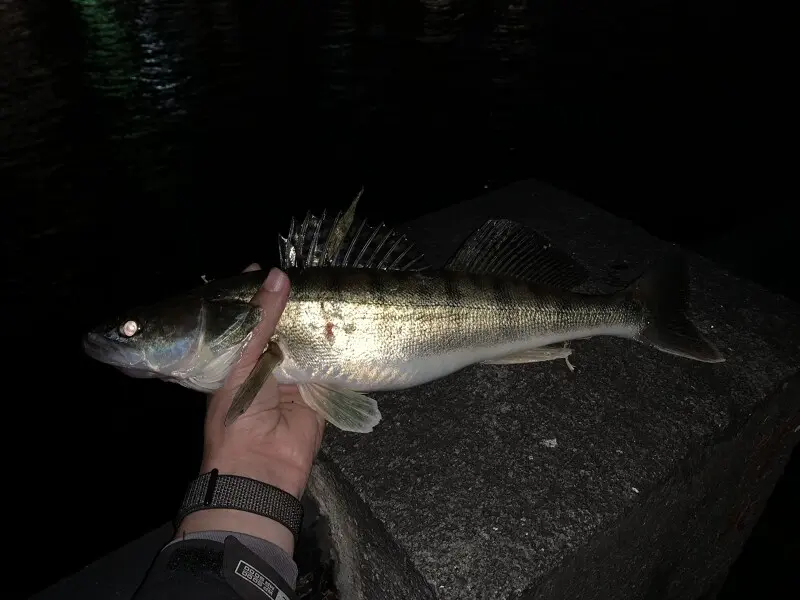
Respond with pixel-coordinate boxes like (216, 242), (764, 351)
(175, 469), (304, 539)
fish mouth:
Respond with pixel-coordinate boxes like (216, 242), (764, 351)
(83, 332), (147, 371)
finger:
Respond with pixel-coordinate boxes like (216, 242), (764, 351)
(236, 268), (290, 368)
(250, 268), (290, 336)
(243, 262), (261, 273)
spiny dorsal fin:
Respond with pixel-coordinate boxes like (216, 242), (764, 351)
(278, 190), (429, 271)
(445, 219), (588, 289)
(321, 187), (362, 265)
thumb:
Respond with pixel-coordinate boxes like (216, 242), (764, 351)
(251, 267), (291, 339)
(228, 267), (290, 383)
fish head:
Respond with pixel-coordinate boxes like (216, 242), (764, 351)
(83, 295), (263, 389)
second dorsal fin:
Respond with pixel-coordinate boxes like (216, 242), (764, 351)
(278, 190), (429, 271)
(444, 219), (588, 289)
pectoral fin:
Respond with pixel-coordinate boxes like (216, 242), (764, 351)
(297, 383), (381, 433)
(224, 340), (284, 426)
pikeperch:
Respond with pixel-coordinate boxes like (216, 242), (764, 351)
(83, 192), (725, 433)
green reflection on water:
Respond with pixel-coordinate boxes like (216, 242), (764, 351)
(73, 0), (138, 100)
(73, 0), (188, 141)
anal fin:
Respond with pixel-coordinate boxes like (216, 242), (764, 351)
(298, 383), (381, 433)
(445, 219), (588, 289)
(482, 345), (573, 365)
(483, 345), (576, 371)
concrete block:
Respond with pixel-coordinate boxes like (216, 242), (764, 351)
(311, 179), (800, 600)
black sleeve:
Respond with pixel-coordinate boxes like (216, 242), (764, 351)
(133, 533), (298, 600)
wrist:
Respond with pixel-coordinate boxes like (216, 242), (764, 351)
(174, 463), (307, 555)
(182, 429), (314, 554)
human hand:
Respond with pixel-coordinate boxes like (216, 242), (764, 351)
(177, 265), (325, 552)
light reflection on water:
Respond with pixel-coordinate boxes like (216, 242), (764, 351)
(2, 0), (679, 279)
(1, 0), (579, 195)
(74, 0), (193, 139)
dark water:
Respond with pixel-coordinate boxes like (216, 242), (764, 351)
(2, 1), (793, 597)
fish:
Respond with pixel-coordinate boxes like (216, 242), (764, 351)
(83, 191), (725, 433)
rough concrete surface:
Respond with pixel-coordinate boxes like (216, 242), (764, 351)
(308, 455), (437, 600)
(310, 179), (800, 599)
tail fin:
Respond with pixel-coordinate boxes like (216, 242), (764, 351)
(628, 255), (725, 363)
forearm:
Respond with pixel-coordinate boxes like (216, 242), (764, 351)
(178, 510), (296, 556)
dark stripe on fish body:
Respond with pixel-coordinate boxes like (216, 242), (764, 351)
(467, 272), (485, 291)
(367, 270), (390, 304)
(491, 278), (515, 308)
(325, 268), (345, 300)
(442, 269), (464, 307)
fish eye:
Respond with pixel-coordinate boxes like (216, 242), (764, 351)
(119, 320), (140, 337)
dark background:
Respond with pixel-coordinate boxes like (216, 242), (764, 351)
(2, 0), (795, 598)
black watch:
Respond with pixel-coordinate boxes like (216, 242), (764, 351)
(175, 469), (304, 539)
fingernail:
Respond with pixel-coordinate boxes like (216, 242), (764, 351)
(263, 268), (288, 292)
